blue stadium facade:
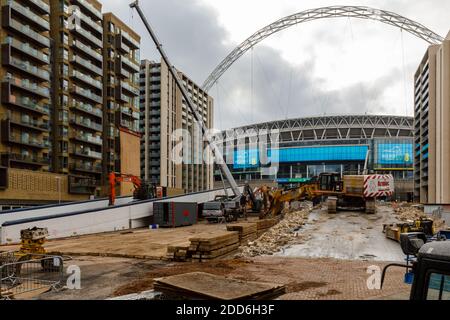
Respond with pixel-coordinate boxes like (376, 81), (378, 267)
(216, 115), (414, 200)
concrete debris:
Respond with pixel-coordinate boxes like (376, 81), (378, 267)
(392, 202), (447, 231)
(237, 202), (314, 258)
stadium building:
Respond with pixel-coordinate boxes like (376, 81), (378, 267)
(214, 115), (414, 201)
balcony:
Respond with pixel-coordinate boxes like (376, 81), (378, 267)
(71, 25), (102, 49)
(71, 70), (102, 90)
(2, 18), (50, 47)
(5, 0), (50, 31)
(115, 87), (128, 103)
(70, 133), (103, 146)
(4, 133), (48, 149)
(70, 117), (102, 132)
(7, 118), (49, 132)
(115, 35), (130, 54)
(3, 55), (50, 81)
(70, 162), (102, 174)
(71, 85), (102, 104)
(71, 40), (102, 62)
(1, 153), (49, 167)
(24, 0), (49, 14)
(120, 107), (140, 120)
(74, 0), (102, 21)
(70, 149), (102, 160)
(3, 77), (49, 98)
(72, 102), (102, 119)
(2, 84), (49, 115)
(120, 119), (139, 133)
(3, 38), (49, 64)
(79, 11), (103, 35)
(121, 30), (139, 49)
(115, 60), (131, 78)
(71, 55), (102, 76)
(119, 56), (140, 73)
(69, 176), (99, 195)
(121, 81), (139, 96)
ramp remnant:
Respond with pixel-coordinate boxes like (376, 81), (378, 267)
(153, 272), (286, 300)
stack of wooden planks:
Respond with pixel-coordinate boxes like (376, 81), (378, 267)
(226, 223), (258, 245)
(166, 242), (191, 262)
(255, 218), (278, 237)
(189, 231), (240, 262)
(154, 272), (286, 300)
(166, 231), (240, 262)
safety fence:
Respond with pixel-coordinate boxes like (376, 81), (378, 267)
(0, 254), (64, 300)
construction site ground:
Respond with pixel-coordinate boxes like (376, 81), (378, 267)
(1, 205), (413, 300)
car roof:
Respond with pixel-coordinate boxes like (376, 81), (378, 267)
(419, 241), (450, 262)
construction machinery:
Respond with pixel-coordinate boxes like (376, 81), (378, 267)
(383, 218), (435, 242)
(381, 233), (450, 300)
(202, 195), (240, 223)
(0, 227), (59, 277)
(108, 172), (158, 206)
(313, 173), (395, 214)
(262, 184), (318, 218)
(130, 1), (243, 202)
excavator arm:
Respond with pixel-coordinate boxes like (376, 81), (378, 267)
(264, 184), (318, 218)
(109, 172), (143, 206)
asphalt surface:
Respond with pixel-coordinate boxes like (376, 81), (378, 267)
(277, 205), (405, 262)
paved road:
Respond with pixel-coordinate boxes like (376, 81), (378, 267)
(277, 205), (405, 262)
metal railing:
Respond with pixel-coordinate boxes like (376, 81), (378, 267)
(1, 255), (64, 300)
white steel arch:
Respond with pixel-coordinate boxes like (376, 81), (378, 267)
(202, 6), (444, 92)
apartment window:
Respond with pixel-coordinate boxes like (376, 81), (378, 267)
(61, 32), (68, 45)
(108, 49), (115, 59)
(58, 110), (68, 122)
(59, 126), (68, 137)
(60, 94), (68, 108)
(61, 64), (68, 77)
(61, 79), (68, 91)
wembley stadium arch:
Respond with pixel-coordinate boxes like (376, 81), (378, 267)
(203, 5), (444, 91)
(204, 6), (444, 201)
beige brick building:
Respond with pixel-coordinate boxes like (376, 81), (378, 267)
(414, 31), (450, 204)
(140, 59), (214, 194)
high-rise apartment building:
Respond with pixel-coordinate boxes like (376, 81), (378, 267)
(414, 31), (450, 205)
(140, 59), (214, 194)
(50, 0), (104, 196)
(103, 13), (141, 196)
(0, 0), (141, 208)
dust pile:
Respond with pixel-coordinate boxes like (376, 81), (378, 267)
(237, 202), (313, 257)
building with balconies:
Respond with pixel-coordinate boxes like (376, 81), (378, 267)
(49, 0), (104, 196)
(414, 31), (450, 206)
(140, 59), (214, 194)
(102, 13), (140, 196)
(0, 0), (142, 208)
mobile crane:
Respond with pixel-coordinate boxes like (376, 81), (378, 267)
(129, 1), (243, 203)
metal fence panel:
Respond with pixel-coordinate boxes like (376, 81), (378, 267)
(1, 255), (64, 300)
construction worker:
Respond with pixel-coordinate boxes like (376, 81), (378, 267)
(240, 193), (248, 220)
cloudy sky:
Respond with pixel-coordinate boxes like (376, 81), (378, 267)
(104, 0), (450, 130)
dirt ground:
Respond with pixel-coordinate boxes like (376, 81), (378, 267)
(1, 220), (260, 260)
(38, 255), (410, 300)
(3, 204), (414, 300)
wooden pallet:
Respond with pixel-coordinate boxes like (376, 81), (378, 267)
(154, 272), (286, 300)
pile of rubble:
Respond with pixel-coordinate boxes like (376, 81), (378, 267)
(237, 202), (313, 258)
(392, 203), (427, 221)
(392, 202), (447, 231)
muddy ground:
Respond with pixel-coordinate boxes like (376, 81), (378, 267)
(36, 205), (411, 300)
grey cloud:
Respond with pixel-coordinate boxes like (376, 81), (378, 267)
(103, 0), (442, 130)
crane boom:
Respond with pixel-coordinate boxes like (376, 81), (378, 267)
(130, 1), (241, 197)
